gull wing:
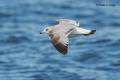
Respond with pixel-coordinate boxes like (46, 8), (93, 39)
(55, 19), (80, 27)
(48, 28), (74, 54)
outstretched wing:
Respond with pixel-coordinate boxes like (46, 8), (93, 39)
(56, 19), (80, 27)
(49, 33), (68, 54)
(48, 28), (74, 54)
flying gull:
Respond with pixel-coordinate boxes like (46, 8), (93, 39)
(40, 19), (96, 55)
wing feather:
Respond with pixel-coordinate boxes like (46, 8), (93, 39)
(49, 33), (68, 54)
(56, 19), (80, 27)
(48, 28), (74, 54)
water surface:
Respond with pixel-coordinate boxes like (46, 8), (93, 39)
(0, 0), (120, 80)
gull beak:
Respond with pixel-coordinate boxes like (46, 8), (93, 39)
(40, 32), (42, 34)
(40, 31), (44, 34)
(40, 30), (46, 34)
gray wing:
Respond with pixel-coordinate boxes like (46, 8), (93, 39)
(48, 28), (74, 54)
(56, 19), (80, 27)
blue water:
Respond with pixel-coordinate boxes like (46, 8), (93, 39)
(0, 0), (120, 80)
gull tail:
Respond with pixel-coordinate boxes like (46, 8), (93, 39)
(89, 30), (96, 34)
(84, 30), (96, 36)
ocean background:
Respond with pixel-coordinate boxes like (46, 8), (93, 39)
(0, 0), (120, 80)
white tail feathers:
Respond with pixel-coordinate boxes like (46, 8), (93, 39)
(75, 28), (96, 35)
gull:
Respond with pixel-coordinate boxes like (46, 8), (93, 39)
(40, 19), (96, 55)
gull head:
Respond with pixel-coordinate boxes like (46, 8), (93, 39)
(40, 27), (50, 34)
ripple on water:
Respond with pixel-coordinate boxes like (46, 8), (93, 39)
(0, 12), (14, 18)
(1, 35), (31, 44)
